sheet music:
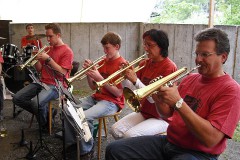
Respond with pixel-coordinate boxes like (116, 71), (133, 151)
(66, 100), (92, 142)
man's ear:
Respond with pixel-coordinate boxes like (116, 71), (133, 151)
(221, 52), (228, 64)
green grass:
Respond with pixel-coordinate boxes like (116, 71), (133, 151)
(72, 89), (92, 97)
(233, 122), (240, 142)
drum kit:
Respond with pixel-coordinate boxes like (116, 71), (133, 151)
(0, 34), (45, 94)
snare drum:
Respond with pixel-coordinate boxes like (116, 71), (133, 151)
(4, 65), (39, 94)
(0, 44), (19, 65)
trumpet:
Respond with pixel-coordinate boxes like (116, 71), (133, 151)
(65, 55), (105, 87)
(124, 65), (200, 112)
(93, 53), (147, 90)
(19, 44), (50, 70)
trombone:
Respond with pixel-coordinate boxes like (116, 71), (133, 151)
(93, 53), (147, 90)
(65, 55), (105, 87)
(19, 44), (50, 70)
(124, 65), (200, 112)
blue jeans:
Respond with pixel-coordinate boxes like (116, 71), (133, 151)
(12, 83), (59, 126)
(106, 135), (219, 160)
(64, 96), (119, 155)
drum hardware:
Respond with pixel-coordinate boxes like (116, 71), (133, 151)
(22, 45), (37, 62)
(124, 65), (201, 112)
(26, 34), (46, 40)
(0, 37), (6, 40)
(1, 44), (19, 65)
(3, 65), (39, 94)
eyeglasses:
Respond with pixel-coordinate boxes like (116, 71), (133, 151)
(193, 52), (216, 58)
(143, 43), (158, 49)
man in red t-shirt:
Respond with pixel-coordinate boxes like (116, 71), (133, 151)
(21, 23), (43, 49)
(106, 28), (240, 160)
(0, 51), (4, 120)
(13, 23), (73, 130)
(111, 29), (177, 139)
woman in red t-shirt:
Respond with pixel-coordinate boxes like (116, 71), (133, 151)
(111, 29), (177, 139)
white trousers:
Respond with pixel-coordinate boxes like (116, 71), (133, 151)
(110, 112), (168, 139)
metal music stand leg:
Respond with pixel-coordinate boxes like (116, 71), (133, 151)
(31, 89), (57, 159)
(60, 95), (66, 160)
(77, 135), (81, 160)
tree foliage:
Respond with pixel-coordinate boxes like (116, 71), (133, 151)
(217, 0), (240, 25)
(151, 0), (240, 25)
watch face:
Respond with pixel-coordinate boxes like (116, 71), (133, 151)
(176, 98), (183, 109)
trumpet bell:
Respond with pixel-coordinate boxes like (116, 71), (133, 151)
(123, 87), (141, 112)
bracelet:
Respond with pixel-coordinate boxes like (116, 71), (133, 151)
(45, 57), (52, 64)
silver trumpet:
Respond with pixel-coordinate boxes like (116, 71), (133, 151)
(19, 44), (50, 70)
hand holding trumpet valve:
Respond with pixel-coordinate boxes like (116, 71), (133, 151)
(83, 59), (103, 82)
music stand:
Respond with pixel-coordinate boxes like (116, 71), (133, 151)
(26, 68), (57, 160)
(48, 65), (88, 160)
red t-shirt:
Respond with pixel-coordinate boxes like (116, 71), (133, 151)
(93, 56), (126, 109)
(21, 35), (43, 49)
(0, 51), (4, 63)
(167, 73), (240, 154)
(40, 44), (73, 88)
(138, 57), (177, 119)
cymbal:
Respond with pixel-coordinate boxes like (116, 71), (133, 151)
(0, 37), (6, 40)
(26, 34), (46, 40)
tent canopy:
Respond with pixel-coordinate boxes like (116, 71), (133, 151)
(0, 0), (157, 23)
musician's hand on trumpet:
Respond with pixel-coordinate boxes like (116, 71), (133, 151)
(154, 83), (181, 107)
(83, 59), (103, 82)
(124, 67), (137, 84)
(35, 49), (49, 61)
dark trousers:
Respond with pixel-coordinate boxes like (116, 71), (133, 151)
(105, 135), (219, 160)
(0, 83), (3, 112)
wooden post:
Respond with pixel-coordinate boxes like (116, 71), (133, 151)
(208, 0), (215, 28)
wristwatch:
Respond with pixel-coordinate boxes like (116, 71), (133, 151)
(174, 98), (184, 110)
(45, 57), (52, 64)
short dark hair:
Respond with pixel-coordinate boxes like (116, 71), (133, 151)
(101, 32), (122, 48)
(143, 29), (169, 58)
(194, 28), (230, 55)
(45, 23), (62, 34)
(25, 23), (33, 29)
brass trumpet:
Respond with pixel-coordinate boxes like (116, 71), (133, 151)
(93, 53), (147, 90)
(19, 44), (50, 70)
(124, 65), (200, 112)
(65, 55), (105, 87)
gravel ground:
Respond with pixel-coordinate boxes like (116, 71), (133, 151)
(0, 80), (239, 160)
